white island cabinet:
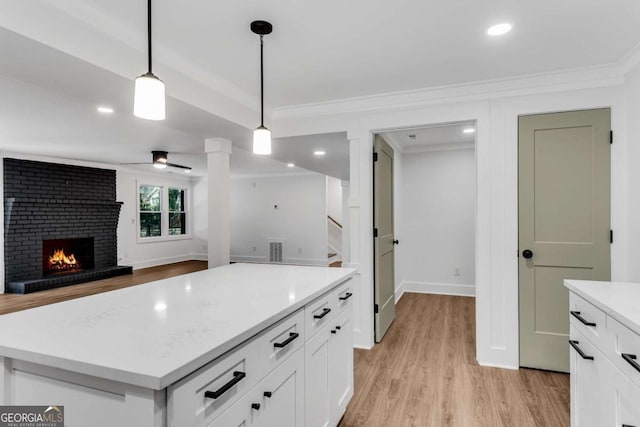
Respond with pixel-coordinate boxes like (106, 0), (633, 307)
(565, 280), (640, 427)
(0, 263), (356, 427)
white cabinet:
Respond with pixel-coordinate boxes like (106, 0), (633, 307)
(305, 301), (354, 427)
(567, 286), (640, 427)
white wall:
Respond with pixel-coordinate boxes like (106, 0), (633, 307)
(230, 174), (328, 265)
(192, 177), (209, 260)
(398, 148), (475, 297)
(625, 62), (640, 280)
(273, 62), (633, 365)
(116, 170), (202, 269)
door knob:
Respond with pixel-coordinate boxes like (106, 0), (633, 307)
(522, 249), (533, 259)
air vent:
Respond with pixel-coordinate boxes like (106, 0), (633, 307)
(269, 241), (283, 263)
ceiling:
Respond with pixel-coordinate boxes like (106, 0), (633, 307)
(380, 123), (476, 153)
(1, 1), (639, 179)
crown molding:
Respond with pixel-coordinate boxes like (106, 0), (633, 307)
(273, 62), (627, 120)
(403, 141), (475, 154)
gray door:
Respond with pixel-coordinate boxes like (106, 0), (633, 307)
(374, 135), (395, 342)
(519, 109), (611, 372)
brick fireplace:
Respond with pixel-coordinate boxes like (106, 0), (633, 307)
(3, 158), (132, 293)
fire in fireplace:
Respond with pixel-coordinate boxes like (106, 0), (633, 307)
(42, 238), (95, 276)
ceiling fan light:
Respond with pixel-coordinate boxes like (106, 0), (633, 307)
(153, 163), (167, 169)
(253, 126), (272, 155)
(134, 73), (165, 120)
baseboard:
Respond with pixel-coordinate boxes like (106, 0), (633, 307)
(129, 254), (196, 270)
(353, 343), (374, 350)
(191, 253), (208, 262)
(477, 361), (519, 370)
(230, 255), (269, 263)
(395, 281), (406, 302)
(402, 281), (476, 297)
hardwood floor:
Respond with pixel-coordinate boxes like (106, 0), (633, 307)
(339, 293), (570, 427)
(0, 260), (208, 315)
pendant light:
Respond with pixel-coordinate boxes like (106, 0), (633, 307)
(251, 20), (273, 155)
(134, 0), (165, 120)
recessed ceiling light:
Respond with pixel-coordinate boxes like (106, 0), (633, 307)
(287, 163), (295, 167)
(487, 23), (512, 36)
(314, 151), (326, 156)
(463, 128), (476, 134)
(97, 106), (114, 114)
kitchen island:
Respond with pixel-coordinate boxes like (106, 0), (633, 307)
(0, 263), (357, 426)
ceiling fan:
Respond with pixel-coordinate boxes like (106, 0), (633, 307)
(122, 151), (192, 172)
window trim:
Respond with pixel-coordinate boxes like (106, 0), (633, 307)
(136, 182), (191, 244)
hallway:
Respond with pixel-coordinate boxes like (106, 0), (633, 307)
(339, 293), (570, 426)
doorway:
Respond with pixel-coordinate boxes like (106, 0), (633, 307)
(374, 123), (477, 342)
(518, 108), (611, 372)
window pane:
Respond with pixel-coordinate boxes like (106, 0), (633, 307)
(169, 212), (186, 235)
(168, 188), (184, 212)
(140, 185), (161, 211)
(140, 213), (161, 237)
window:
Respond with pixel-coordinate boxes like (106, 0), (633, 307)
(168, 188), (186, 235)
(138, 185), (189, 239)
(139, 185), (161, 237)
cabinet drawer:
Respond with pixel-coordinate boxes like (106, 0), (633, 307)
(168, 338), (260, 427)
(569, 293), (606, 351)
(305, 289), (336, 340)
(332, 278), (354, 314)
(258, 309), (305, 374)
(607, 317), (640, 390)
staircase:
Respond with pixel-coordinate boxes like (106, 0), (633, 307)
(327, 215), (342, 267)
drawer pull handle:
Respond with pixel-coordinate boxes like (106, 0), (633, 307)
(313, 308), (331, 319)
(339, 292), (353, 301)
(264, 391), (272, 398)
(569, 340), (594, 360)
(336, 326), (341, 330)
(274, 332), (299, 348)
(251, 403), (261, 411)
(622, 353), (640, 373)
(570, 311), (597, 327)
(331, 329), (337, 334)
(204, 371), (246, 399)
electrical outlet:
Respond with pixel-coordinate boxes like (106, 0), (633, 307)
(454, 267), (461, 277)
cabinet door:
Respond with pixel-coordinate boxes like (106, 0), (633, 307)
(258, 347), (305, 427)
(611, 365), (640, 427)
(305, 325), (332, 427)
(570, 326), (611, 427)
(207, 391), (258, 427)
(329, 310), (353, 426)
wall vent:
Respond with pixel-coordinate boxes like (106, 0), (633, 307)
(269, 241), (284, 263)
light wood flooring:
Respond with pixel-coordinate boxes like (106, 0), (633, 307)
(0, 260), (208, 315)
(339, 293), (570, 427)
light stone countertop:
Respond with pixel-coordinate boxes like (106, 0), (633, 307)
(564, 279), (640, 336)
(0, 263), (356, 390)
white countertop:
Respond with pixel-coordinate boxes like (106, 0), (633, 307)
(564, 280), (640, 336)
(0, 263), (356, 390)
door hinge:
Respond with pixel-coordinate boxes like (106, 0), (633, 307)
(373, 228), (378, 238)
(610, 130), (613, 145)
(374, 304), (379, 314)
(610, 230), (613, 244)
(373, 152), (378, 162)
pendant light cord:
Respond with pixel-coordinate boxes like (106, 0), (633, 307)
(147, 0), (153, 74)
(260, 35), (264, 127)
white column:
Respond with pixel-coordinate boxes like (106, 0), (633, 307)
(205, 138), (232, 269)
(340, 180), (350, 265)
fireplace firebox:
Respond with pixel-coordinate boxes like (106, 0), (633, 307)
(42, 238), (95, 276)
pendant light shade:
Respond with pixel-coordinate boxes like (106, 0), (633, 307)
(134, 0), (165, 121)
(253, 126), (272, 155)
(251, 20), (273, 155)
(134, 73), (165, 120)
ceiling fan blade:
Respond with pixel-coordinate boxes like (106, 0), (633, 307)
(165, 162), (192, 170)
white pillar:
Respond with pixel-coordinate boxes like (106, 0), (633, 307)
(340, 180), (350, 265)
(205, 138), (232, 269)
